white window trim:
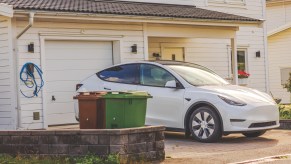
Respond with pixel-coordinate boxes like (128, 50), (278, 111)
(207, 0), (247, 8)
(227, 46), (249, 78)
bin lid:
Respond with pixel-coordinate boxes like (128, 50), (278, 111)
(101, 91), (152, 99)
(73, 92), (107, 100)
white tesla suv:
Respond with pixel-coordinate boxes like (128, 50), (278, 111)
(75, 61), (280, 143)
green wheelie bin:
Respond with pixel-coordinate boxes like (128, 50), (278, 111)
(101, 91), (152, 129)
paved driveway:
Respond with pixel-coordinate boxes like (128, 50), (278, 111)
(164, 130), (291, 164)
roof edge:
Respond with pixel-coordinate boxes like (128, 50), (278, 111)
(13, 9), (263, 25)
(91, 0), (196, 7)
(268, 23), (291, 37)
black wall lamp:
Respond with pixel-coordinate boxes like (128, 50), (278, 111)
(131, 44), (137, 54)
(256, 51), (261, 58)
(28, 42), (34, 53)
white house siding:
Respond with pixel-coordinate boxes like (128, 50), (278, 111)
(148, 37), (231, 78)
(267, 2), (291, 103)
(268, 29), (291, 103)
(267, 2), (291, 32)
(190, 0), (267, 91)
(15, 19), (145, 129)
(0, 17), (15, 130)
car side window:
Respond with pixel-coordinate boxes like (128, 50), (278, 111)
(98, 64), (139, 84)
(140, 64), (176, 87)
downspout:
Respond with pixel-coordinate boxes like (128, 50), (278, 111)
(16, 12), (34, 39)
(262, 0), (270, 93)
(16, 12), (35, 129)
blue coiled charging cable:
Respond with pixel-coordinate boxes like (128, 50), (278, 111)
(20, 62), (44, 98)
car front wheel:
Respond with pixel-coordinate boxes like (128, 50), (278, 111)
(189, 106), (222, 143)
(242, 131), (266, 138)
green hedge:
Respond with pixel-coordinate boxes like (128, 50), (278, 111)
(279, 104), (291, 120)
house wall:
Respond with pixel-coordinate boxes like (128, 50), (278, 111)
(148, 37), (231, 78)
(268, 29), (291, 103)
(0, 16), (15, 130)
(267, 2), (291, 103)
(193, 0), (267, 91)
(266, 2), (291, 32)
(15, 19), (145, 129)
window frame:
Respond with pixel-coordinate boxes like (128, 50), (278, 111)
(139, 63), (184, 89)
(97, 63), (185, 89)
(228, 48), (249, 77)
(280, 68), (291, 85)
(97, 63), (140, 85)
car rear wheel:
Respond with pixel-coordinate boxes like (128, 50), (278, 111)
(242, 131), (266, 138)
(189, 106), (222, 143)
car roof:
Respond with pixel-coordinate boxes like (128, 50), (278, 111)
(114, 60), (216, 74)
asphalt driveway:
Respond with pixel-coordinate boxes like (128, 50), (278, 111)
(164, 129), (291, 164)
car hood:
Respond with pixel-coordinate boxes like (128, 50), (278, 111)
(197, 85), (275, 104)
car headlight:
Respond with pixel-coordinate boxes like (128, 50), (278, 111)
(218, 95), (246, 106)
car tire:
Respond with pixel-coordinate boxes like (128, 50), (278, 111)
(242, 131), (266, 138)
(189, 106), (222, 143)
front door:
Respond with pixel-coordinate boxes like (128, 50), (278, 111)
(163, 47), (185, 61)
(137, 64), (185, 128)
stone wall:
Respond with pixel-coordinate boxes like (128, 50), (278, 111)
(279, 120), (291, 130)
(0, 126), (165, 163)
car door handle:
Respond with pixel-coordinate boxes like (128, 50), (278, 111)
(104, 87), (111, 90)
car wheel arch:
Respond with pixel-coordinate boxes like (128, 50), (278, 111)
(184, 101), (224, 134)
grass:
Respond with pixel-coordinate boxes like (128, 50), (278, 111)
(279, 104), (291, 120)
(0, 154), (119, 164)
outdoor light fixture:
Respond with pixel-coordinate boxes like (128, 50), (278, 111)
(256, 51), (261, 58)
(131, 44), (137, 54)
(28, 42), (34, 53)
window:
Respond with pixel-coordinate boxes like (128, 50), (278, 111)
(140, 64), (176, 87)
(281, 68), (291, 85)
(98, 64), (139, 84)
(230, 50), (248, 74)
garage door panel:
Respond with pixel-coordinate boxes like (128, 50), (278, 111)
(46, 92), (76, 104)
(45, 40), (112, 48)
(46, 102), (74, 115)
(45, 49), (113, 60)
(46, 70), (98, 81)
(45, 40), (113, 125)
(47, 113), (77, 125)
(45, 60), (112, 71)
(46, 81), (79, 92)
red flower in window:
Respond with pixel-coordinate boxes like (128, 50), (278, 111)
(238, 70), (250, 79)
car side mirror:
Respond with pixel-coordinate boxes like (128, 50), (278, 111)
(165, 80), (177, 88)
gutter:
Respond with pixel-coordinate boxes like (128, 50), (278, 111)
(262, 0), (270, 93)
(16, 12), (34, 39)
(13, 10), (263, 27)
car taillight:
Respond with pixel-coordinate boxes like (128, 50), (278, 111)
(76, 84), (83, 91)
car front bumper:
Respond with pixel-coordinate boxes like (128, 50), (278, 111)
(216, 102), (280, 132)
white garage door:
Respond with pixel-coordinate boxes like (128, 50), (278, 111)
(45, 40), (113, 126)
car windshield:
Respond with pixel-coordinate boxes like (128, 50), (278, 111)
(167, 64), (229, 86)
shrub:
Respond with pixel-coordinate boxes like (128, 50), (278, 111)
(279, 104), (291, 120)
(0, 154), (119, 164)
(283, 73), (291, 93)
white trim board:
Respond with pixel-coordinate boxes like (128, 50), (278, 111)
(268, 22), (291, 37)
